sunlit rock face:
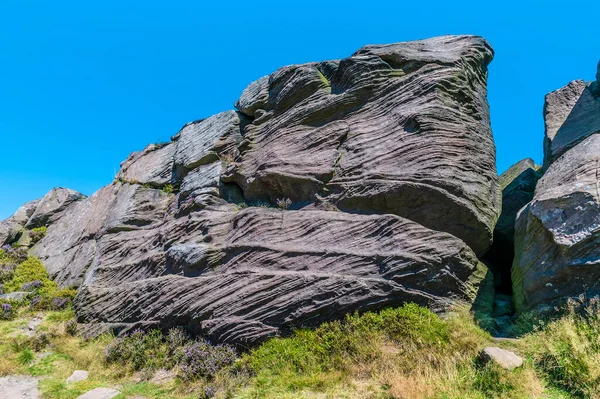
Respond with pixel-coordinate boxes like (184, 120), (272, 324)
(542, 72), (600, 170)
(513, 66), (600, 311)
(29, 35), (501, 346)
(0, 188), (85, 249)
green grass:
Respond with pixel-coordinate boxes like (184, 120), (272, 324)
(2, 257), (57, 295)
(1, 254), (599, 398)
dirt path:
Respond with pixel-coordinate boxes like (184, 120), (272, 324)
(0, 376), (40, 398)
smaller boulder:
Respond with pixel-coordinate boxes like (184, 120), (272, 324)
(0, 291), (30, 302)
(66, 370), (89, 384)
(76, 387), (120, 399)
(479, 347), (523, 371)
(150, 369), (175, 384)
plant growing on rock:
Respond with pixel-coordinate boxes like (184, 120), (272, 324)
(162, 184), (174, 194)
(29, 226), (47, 245)
(276, 198), (292, 210)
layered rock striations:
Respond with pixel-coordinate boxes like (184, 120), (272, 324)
(513, 63), (600, 311)
(8, 35), (502, 345)
(0, 188), (85, 249)
(542, 66), (600, 169)
(229, 36), (500, 256)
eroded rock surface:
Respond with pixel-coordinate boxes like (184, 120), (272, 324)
(227, 35), (500, 256)
(28, 35), (500, 346)
(0, 188), (85, 248)
(511, 63), (600, 312)
(513, 134), (600, 311)
(0, 200), (40, 246)
(543, 74), (600, 169)
(0, 376), (40, 399)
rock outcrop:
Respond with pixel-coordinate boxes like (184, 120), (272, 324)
(228, 36), (501, 256)
(542, 67), (600, 169)
(513, 133), (600, 311)
(513, 63), (600, 312)
(24, 35), (501, 346)
(0, 188), (85, 248)
(0, 200), (40, 246)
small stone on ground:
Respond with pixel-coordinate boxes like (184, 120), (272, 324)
(150, 369), (175, 384)
(76, 387), (120, 399)
(480, 346), (523, 370)
(66, 370), (89, 383)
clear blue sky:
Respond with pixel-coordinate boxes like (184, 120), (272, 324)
(1, 1), (598, 219)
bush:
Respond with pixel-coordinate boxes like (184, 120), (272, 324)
(2, 257), (57, 295)
(162, 184), (174, 194)
(0, 264), (16, 283)
(29, 227), (47, 245)
(0, 302), (14, 320)
(51, 297), (69, 310)
(179, 339), (237, 381)
(247, 303), (451, 376)
(105, 329), (169, 371)
(103, 327), (236, 380)
(22, 280), (43, 292)
(30, 333), (50, 351)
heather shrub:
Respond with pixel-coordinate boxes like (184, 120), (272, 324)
(105, 329), (169, 371)
(30, 333), (50, 351)
(103, 327), (236, 380)
(202, 386), (216, 398)
(51, 297), (69, 310)
(179, 339), (237, 380)
(0, 264), (16, 283)
(167, 327), (189, 349)
(3, 257), (57, 295)
(22, 280), (43, 292)
(0, 302), (14, 320)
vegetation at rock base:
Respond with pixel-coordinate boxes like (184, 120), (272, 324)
(3, 252), (600, 398)
(29, 226), (47, 245)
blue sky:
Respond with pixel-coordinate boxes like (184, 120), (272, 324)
(1, 1), (598, 219)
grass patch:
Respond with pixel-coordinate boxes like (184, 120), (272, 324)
(0, 252), (596, 399)
(2, 257), (57, 295)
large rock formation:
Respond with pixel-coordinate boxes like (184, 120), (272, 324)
(542, 66), (600, 169)
(0, 200), (40, 246)
(513, 65), (600, 311)
(27, 35), (501, 346)
(0, 188), (85, 248)
(228, 36), (501, 256)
